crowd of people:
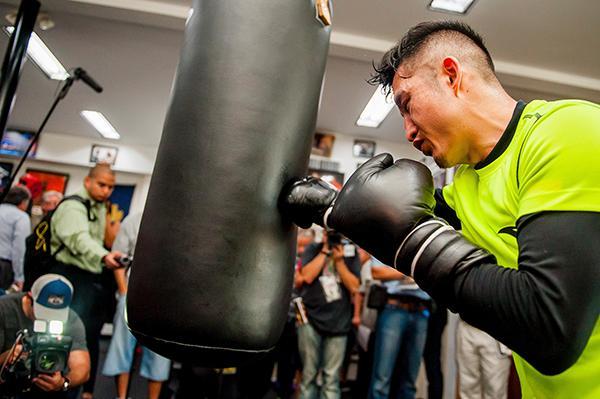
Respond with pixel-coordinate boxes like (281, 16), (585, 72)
(0, 164), (170, 399)
(0, 162), (514, 399)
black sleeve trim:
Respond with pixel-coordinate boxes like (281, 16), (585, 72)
(434, 188), (461, 230)
(452, 211), (600, 375)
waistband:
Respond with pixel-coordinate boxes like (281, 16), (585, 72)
(386, 294), (430, 304)
(386, 296), (430, 312)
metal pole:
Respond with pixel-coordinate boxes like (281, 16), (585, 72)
(0, 76), (74, 203)
(0, 0), (40, 143)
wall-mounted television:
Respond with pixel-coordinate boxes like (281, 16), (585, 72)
(0, 130), (37, 158)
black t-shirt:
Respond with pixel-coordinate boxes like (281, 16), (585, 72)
(0, 293), (87, 354)
(300, 242), (361, 336)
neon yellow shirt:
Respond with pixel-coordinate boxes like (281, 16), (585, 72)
(443, 99), (600, 398)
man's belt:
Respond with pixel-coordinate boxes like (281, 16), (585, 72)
(386, 296), (430, 312)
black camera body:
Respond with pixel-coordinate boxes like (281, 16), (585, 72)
(27, 332), (72, 375)
(117, 255), (133, 268)
(327, 230), (343, 247)
(2, 329), (72, 394)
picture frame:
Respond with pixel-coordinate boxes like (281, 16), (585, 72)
(24, 169), (70, 205)
(311, 132), (336, 158)
(90, 144), (119, 165)
(0, 161), (13, 194)
(353, 139), (376, 158)
(109, 184), (136, 218)
(0, 129), (37, 158)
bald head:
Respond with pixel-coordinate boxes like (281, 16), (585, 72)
(88, 163), (115, 179)
(370, 21), (497, 94)
(85, 163), (115, 202)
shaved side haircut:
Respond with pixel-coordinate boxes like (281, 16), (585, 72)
(369, 21), (497, 94)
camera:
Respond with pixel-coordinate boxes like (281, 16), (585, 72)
(327, 230), (343, 247)
(1, 325), (71, 394)
(117, 255), (133, 268)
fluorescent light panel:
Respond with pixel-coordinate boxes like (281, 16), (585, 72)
(356, 85), (395, 128)
(5, 26), (69, 80)
(81, 111), (121, 140)
(428, 0), (476, 14)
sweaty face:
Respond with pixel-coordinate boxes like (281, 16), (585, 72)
(391, 66), (459, 168)
(85, 172), (115, 202)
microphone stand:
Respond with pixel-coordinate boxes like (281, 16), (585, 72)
(1, 72), (84, 203)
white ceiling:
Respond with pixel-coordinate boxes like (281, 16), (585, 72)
(1, 0), (599, 149)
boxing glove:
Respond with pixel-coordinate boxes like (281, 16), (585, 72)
(282, 153), (493, 304)
(324, 153), (437, 267)
(281, 176), (338, 228)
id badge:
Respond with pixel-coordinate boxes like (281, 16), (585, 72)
(319, 275), (342, 303)
(343, 244), (355, 257)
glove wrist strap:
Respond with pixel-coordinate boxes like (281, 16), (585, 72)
(322, 203), (335, 229)
(394, 219), (447, 274)
(410, 224), (454, 277)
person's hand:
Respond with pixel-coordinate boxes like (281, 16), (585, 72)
(282, 154), (437, 271)
(324, 154), (437, 270)
(352, 315), (361, 328)
(32, 371), (64, 391)
(293, 270), (304, 289)
(332, 245), (344, 262)
(0, 344), (23, 365)
(281, 176), (338, 228)
(102, 251), (125, 269)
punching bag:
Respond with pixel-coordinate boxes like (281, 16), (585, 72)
(127, 0), (332, 366)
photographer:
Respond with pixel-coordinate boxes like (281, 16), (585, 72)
(297, 230), (360, 398)
(0, 274), (89, 398)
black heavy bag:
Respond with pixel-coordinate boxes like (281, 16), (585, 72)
(127, 0), (332, 366)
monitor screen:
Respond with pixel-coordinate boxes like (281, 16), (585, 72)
(0, 130), (37, 157)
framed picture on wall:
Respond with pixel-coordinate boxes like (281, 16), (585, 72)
(108, 184), (136, 219)
(353, 139), (376, 158)
(0, 161), (13, 194)
(90, 144), (118, 165)
(24, 169), (69, 205)
(0, 129), (37, 158)
(311, 132), (336, 158)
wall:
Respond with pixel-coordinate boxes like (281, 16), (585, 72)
(4, 130), (429, 211)
(312, 133), (421, 181)
(1, 131), (156, 213)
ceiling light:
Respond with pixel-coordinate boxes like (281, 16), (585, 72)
(4, 26), (68, 80)
(356, 85), (395, 128)
(80, 111), (121, 140)
(428, 0), (476, 14)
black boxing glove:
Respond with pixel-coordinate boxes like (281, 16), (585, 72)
(325, 154), (493, 304)
(282, 154), (493, 304)
(281, 176), (338, 228)
(324, 153), (436, 267)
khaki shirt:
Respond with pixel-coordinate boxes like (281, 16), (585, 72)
(50, 189), (108, 274)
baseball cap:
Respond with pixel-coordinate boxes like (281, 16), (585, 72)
(30, 274), (73, 323)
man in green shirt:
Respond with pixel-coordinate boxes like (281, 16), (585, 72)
(49, 164), (123, 399)
(283, 21), (599, 398)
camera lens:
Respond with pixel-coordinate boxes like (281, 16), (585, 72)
(37, 351), (60, 372)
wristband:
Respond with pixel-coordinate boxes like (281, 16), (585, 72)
(61, 375), (71, 391)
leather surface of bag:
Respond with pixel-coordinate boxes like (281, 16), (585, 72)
(127, 0), (332, 366)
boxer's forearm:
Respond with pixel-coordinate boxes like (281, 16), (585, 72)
(447, 212), (600, 375)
